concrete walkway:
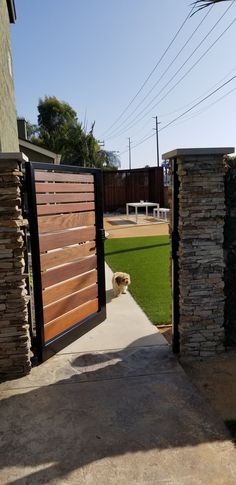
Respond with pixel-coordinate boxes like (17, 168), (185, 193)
(0, 265), (236, 484)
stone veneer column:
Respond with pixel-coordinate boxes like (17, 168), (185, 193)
(0, 153), (31, 378)
(163, 148), (234, 359)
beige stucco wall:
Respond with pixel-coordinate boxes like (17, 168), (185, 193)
(19, 145), (56, 164)
(0, 0), (18, 152)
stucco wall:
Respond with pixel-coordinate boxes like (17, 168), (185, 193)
(0, 0), (18, 152)
(19, 145), (56, 164)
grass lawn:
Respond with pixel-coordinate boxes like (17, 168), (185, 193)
(105, 235), (171, 325)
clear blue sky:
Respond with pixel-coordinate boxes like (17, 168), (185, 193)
(12, 0), (236, 168)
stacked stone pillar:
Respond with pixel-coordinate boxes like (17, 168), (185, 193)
(163, 148), (234, 359)
(0, 153), (31, 378)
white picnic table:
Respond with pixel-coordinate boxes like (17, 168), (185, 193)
(126, 202), (159, 224)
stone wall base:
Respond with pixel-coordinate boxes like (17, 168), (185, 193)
(0, 154), (31, 379)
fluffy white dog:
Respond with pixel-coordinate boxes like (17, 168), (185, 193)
(112, 272), (131, 297)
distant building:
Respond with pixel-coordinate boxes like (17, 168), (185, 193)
(0, 0), (18, 152)
(17, 119), (61, 164)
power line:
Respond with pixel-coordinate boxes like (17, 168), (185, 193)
(119, 73), (236, 156)
(158, 64), (236, 118)
(101, 4), (195, 137)
(107, 8), (236, 140)
(124, 64), (236, 143)
(105, 4), (214, 139)
(159, 73), (236, 132)
(167, 86), (236, 126)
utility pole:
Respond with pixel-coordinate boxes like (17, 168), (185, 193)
(128, 137), (132, 170)
(153, 116), (160, 167)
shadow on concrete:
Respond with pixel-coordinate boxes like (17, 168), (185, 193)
(107, 219), (137, 226)
(0, 334), (235, 484)
(105, 288), (115, 304)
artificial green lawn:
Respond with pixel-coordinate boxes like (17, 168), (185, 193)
(105, 235), (171, 325)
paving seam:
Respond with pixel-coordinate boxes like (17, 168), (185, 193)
(0, 369), (183, 393)
(57, 343), (169, 356)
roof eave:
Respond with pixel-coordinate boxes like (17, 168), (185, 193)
(19, 138), (58, 158)
(7, 0), (16, 23)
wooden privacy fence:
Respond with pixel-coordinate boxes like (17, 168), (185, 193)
(103, 167), (164, 212)
(25, 162), (106, 362)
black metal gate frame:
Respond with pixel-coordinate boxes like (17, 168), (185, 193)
(171, 157), (180, 353)
(25, 162), (106, 363)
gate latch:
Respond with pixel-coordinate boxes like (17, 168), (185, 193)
(99, 229), (106, 241)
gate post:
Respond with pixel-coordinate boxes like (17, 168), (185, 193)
(163, 148), (234, 359)
(0, 153), (31, 378)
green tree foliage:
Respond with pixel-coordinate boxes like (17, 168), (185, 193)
(99, 150), (121, 170)
(193, 0), (227, 14)
(27, 96), (120, 169)
(37, 96), (77, 153)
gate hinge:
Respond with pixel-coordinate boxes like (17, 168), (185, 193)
(99, 228), (106, 241)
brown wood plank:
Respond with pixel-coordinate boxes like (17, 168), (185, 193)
(36, 192), (95, 204)
(35, 171), (94, 183)
(40, 242), (96, 271)
(44, 298), (99, 342)
(39, 226), (96, 252)
(37, 202), (95, 215)
(41, 255), (97, 289)
(43, 284), (98, 324)
(38, 212), (95, 234)
(36, 182), (94, 193)
(42, 270), (97, 306)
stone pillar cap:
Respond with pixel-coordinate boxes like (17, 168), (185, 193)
(0, 152), (29, 162)
(162, 147), (235, 160)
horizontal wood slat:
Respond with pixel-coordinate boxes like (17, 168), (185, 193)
(41, 255), (97, 289)
(38, 212), (96, 234)
(43, 270), (97, 306)
(36, 182), (94, 193)
(35, 171), (94, 183)
(37, 201), (95, 215)
(44, 284), (98, 324)
(36, 192), (95, 204)
(39, 226), (96, 252)
(40, 242), (96, 270)
(44, 298), (99, 342)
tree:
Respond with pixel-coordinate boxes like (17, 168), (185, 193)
(62, 123), (104, 168)
(27, 96), (120, 170)
(98, 150), (121, 170)
(193, 0), (228, 14)
(37, 96), (77, 153)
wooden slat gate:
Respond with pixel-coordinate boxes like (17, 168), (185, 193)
(25, 162), (106, 362)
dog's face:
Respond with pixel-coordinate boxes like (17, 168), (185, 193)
(115, 273), (131, 287)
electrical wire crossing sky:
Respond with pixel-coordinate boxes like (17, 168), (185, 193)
(12, 0), (236, 168)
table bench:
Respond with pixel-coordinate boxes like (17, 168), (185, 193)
(153, 207), (170, 221)
(126, 202), (159, 224)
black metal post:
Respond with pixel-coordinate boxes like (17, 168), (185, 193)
(25, 162), (45, 363)
(94, 170), (106, 315)
(171, 157), (180, 353)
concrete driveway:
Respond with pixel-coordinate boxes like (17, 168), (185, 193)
(0, 265), (236, 484)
